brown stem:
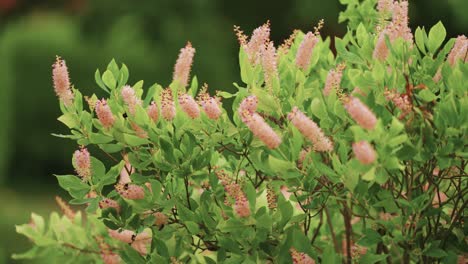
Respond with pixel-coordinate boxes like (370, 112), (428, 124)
(324, 207), (340, 254)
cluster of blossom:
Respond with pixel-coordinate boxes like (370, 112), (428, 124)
(261, 41), (279, 89)
(98, 198), (121, 213)
(295, 31), (319, 71)
(215, 168), (251, 218)
(179, 93), (200, 119)
(323, 63), (346, 96)
(288, 107), (333, 152)
(447, 35), (467, 66)
(352, 141), (377, 165)
(384, 88), (412, 119)
(290, 248), (315, 264)
(173, 42), (195, 88)
(95, 99), (115, 129)
(52, 56), (74, 106)
(121, 85), (141, 115)
(235, 21), (271, 64)
(161, 88), (176, 121)
(266, 186), (277, 209)
(238, 96), (282, 149)
(197, 87), (222, 120)
(72, 147), (91, 180)
(343, 96), (377, 130)
(373, 1), (413, 61)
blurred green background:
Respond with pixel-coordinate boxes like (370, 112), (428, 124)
(0, 0), (466, 262)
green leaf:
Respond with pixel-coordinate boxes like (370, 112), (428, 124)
(57, 113), (79, 129)
(415, 27), (426, 53)
(95, 69), (110, 93)
(102, 70), (116, 90)
(185, 221), (200, 235)
(123, 133), (149, 147)
(427, 21), (446, 53)
(55, 175), (89, 198)
(418, 89), (437, 102)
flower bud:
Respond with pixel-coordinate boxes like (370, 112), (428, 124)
(52, 56), (74, 106)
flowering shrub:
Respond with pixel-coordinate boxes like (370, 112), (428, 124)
(15, 0), (467, 263)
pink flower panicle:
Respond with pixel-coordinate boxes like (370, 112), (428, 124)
(234, 192), (251, 218)
(121, 85), (141, 115)
(179, 93), (200, 119)
(52, 56), (74, 106)
(384, 88), (412, 119)
(288, 107), (333, 152)
(344, 96), (377, 130)
(290, 248), (315, 264)
(377, 0), (393, 14)
(261, 41), (279, 89)
(240, 111), (282, 149)
(55, 196), (76, 221)
(173, 42), (196, 88)
(296, 32), (319, 70)
(161, 88), (176, 121)
(374, 1), (413, 60)
(244, 22), (271, 64)
(198, 91), (222, 120)
(95, 99), (115, 129)
(323, 64), (345, 96)
(447, 35), (467, 66)
(115, 183), (145, 200)
(238, 95), (258, 115)
(352, 141), (377, 165)
(278, 29), (300, 55)
(72, 147), (92, 180)
(99, 198), (121, 213)
(97, 237), (121, 264)
(147, 101), (159, 123)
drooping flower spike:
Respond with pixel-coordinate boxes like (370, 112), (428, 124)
(240, 110), (282, 149)
(52, 56), (74, 106)
(344, 96), (377, 130)
(288, 107), (333, 152)
(352, 141), (377, 165)
(173, 42), (196, 88)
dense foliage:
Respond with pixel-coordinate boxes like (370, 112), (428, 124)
(15, 0), (467, 263)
